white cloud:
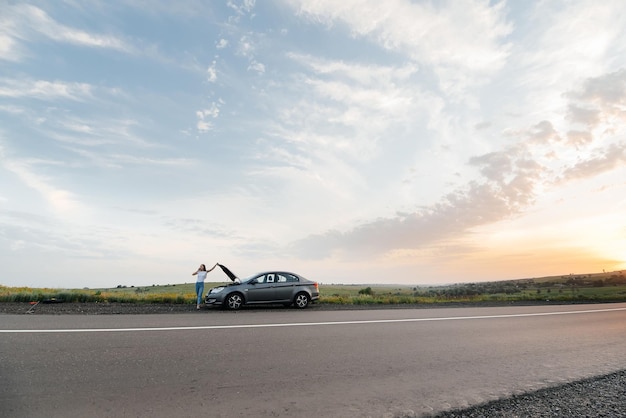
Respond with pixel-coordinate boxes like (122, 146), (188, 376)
(228, 0), (257, 16)
(196, 102), (222, 133)
(21, 4), (129, 50)
(64, 147), (194, 169)
(272, 55), (435, 164)
(237, 34), (256, 58)
(0, 33), (21, 61)
(0, 104), (25, 114)
(1, 157), (83, 214)
(283, 55), (626, 263)
(247, 60), (265, 74)
(284, 0), (512, 97)
(195, 101), (223, 133)
(199, 103), (220, 119)
(196, 119), (213, 133)
(207, 61), (218, 82)
(0, 78), (93, 101)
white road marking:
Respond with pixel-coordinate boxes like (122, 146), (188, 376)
(1, 307), (625, 333)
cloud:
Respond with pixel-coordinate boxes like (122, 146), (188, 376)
(284, 0), (512, 95)
(63, 146), (193, 169)
(0, 78), (93, 101)
(196, 119), (213, 133)
(289, 163), (544, 261)
(576, 68), (626, 104)
(0, 210), (130, 260)
(32, 112), (159, 149)
(567, 105), (601, 127)
(0, 3), (198, 73)
(247, 60), (265, 74)
(196, 101), (223, 133)
(248, 5), (626, 269)
(228, 0), (257, 16)
(0, 32), (21, 62)
(207, 61), (218, 82)
(469, 151), (514, 183)
(527, 121), (562, 145)
(290, 178), (522, 260)
(566, 68), (626, 129)
(552, 69), (626, 182)
(566, 130), (593, 147)
(1, 137), (85, 217)
(237, 34), (256, 58)
(273, 54), (432, 162)
(1, 157), (83, 213)
(290, 53), (419, 84)
(285, 61), (626, 264)
(0, 4), (132, 61)
(288, 139), (545, 261)
(233, 32), (267, 75)
(0, 104), (25, 115)
(559, 142), (626, 182)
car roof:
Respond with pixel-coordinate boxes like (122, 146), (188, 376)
(251, 271), (301, 277)
(247, 271), (312, 281)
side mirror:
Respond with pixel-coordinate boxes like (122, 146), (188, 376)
(249, 278), (258, 285)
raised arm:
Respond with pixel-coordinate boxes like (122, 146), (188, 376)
(207, 263), (218, 272)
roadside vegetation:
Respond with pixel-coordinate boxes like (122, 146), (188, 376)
(1, 271), (625, 305)
(0, 283), (196, 304)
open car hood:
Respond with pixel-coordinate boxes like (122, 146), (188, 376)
(217, 264), (238, 281)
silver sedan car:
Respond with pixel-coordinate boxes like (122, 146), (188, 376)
(205, 271), (320, 310)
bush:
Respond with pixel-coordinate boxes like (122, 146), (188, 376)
(358, 287), (373, 296)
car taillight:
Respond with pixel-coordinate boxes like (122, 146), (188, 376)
(313, 282), (318, 290)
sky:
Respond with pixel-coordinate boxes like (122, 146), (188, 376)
(1, 0), (625, 289)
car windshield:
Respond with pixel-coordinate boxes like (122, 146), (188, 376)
(243, 274), (263, 284)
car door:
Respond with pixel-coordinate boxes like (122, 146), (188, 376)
(273, 272), (297, 302)
(246, 273), (276, 303)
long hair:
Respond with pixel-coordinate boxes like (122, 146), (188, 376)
(199, 264), (206, 271)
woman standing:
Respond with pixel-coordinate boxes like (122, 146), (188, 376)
(192, 263), (217, 310)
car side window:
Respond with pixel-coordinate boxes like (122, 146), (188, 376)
(276, 274), (287, 283)
(266, 274), (274, 283)
(285, 274), (299, 283)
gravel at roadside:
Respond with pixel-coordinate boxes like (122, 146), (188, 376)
(428, 369), (626, 418)
(0, 301), (199, 315)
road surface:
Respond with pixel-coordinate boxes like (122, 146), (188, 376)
(1, 303), (625, 417)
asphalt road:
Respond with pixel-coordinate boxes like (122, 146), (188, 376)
(1, 303), (625, 417)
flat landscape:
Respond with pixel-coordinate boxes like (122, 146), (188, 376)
(2, 270), (626, 310)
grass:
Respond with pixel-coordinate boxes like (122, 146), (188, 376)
(321, 282), (626, 304)
(0, 283), (203, 304)
(1, 271), (626, 305)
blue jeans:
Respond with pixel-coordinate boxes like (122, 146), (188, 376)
(195, 282), (204, 305)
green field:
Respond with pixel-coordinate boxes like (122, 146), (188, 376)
(2, 270), (625, 305)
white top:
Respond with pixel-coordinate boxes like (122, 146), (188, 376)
(196, 271), (208, 283)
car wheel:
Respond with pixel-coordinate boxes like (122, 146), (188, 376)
(293, 292), (310, 309)
(225, 293), (244, 310)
